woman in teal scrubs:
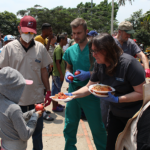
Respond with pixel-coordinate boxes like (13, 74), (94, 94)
(63, 18), (107, 150)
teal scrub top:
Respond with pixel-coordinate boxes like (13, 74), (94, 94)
(63, 43), (97, 97)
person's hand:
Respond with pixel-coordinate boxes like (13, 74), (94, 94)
(44, 91), (52, 107)
(35, 104), (45, 118)
(65, 71), (74, 83)
(64, 93), (73, 103)
(36, 109), (45, 118)
(145, 69), (150, 78)
(60, 74), (64, 82)
(48, 32), (53, 40)
(74, 69), (90, 81)
(65, 93), (73, 96)
(100, 92), (119, 103)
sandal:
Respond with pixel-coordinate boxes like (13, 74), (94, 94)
(43, 114), (54, 121)
(58, 104), (65, 108)
(52, 106), (64, 112)
(45, 110), (51, 114)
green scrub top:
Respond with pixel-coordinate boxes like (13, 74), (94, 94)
(63, 43), (98, 98)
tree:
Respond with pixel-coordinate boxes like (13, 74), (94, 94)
(118, 0), (133, 6)
(0, 11), (20, 35)
(134, 28), (150, 49)
(76, 0), (119, 33)
(17, 5), (78, 34)
(126, 9), (143, 31)
(17, 1), (119, 35)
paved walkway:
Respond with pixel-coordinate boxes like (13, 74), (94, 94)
(27, 77), (96, 150)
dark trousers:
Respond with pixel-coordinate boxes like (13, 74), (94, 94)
(20, 105), (43, 150)
(106, 111), (129, 150)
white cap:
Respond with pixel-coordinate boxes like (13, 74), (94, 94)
(4, 35), (15, 42)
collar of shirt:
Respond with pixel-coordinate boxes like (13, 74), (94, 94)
(17, 38), (35, 52)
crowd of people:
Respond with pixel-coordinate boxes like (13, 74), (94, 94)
(0, 15), (150, 150)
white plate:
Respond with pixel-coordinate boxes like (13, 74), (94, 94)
(88, 87), (108, 97)
(89, 84), (115, 93)
(50, 96), (75, 102)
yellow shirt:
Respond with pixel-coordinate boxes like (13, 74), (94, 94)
(34, 35), (48, 46)
(0, 40), (53, 105)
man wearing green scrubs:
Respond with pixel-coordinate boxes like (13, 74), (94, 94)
(63, 18), (107, 150)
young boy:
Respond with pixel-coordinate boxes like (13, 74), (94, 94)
(0, 67), (44, 150)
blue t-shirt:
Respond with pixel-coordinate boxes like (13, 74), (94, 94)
(114, 38), (141, 57)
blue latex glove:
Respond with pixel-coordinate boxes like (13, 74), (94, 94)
(65, 71), (74, 83)
(64, 93), (73, 96)
(100, 92), (119, 103)
(74, 69), (90, 81)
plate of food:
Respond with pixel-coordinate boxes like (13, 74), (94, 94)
(89, 84), (115, 93)
(50, 92), (75, 102)
(88, 84), (115, 97)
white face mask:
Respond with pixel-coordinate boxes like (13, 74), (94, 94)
(21, 33), (34, 43)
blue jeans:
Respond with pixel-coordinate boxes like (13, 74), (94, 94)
(52, 76), (63, 96)
(20, 105), (43, 150)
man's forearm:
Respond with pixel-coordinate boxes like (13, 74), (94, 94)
(138, 52), (149, 69)
(72, 86), (91, 98)
(142, 57), (149, 69)
(41, 68), (50, 91)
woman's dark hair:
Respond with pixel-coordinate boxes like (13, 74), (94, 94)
(92, 33), (123, 75)
(57, 34), (65, 43)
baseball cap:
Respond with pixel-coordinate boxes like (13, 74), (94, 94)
(118, 21), (134, 34)
(133, 39), (137, 42)
(20, 16), (37, 34)
(4, 35), (15, 42)
(87, 30), (98, 36)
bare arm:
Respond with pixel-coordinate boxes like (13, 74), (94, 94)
(119, 81), (145, 103)
(72, 80), (99, 98)
(45, 38), (51, 51)
(41, 67), (50, 91)
(56, 60), (64, 82)
(45, 33), (53, 51)
(137, 51), (149, 69)
(66, 62), (73, 73)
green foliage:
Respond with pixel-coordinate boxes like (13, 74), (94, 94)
(0, 11), (20, 35)
(77, 0), (119, 33)
(16, 1), (119, 34)
(125, 9), (150, 45)
(126, 9), (143, 31)
(0, 2), (119, 35)
(118, 0), (133, 6)
(144, 11), (150, 22)
(134, 28), (150, 46)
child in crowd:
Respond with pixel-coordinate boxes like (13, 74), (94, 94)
(0, 67), (44, 150)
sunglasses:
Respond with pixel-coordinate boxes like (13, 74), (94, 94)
(90, 49), (99, 54)
(23, 32), (34, 35)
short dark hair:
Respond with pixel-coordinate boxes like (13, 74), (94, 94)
(41, 23), (51, 30)
(92, 33), (123, 75)
(57, 33), (66, 43)
(70, 18), (87, 31)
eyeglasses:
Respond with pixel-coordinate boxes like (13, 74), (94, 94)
(23, 32), (34, 35)
(90, 49), (99, 54)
